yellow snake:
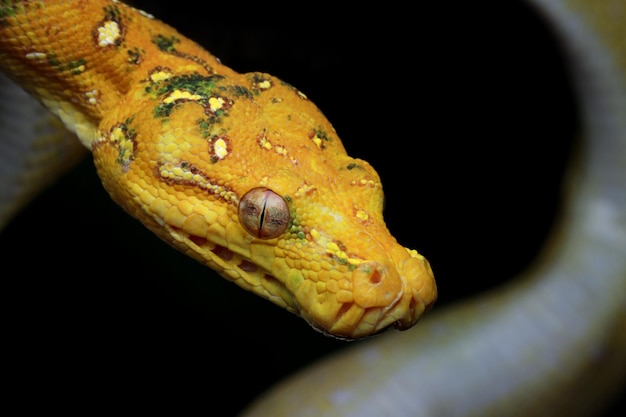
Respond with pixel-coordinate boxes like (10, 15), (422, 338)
(0, 0), (624, 416)
(0, 0), (437, 341)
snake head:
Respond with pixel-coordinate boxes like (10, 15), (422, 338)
(233, 162), (437, 339)
(93, 68), (436, 340)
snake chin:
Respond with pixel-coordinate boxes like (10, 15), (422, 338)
(306, 317), (390, 341)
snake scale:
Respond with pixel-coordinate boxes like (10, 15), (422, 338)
(1, 0), (624, 416)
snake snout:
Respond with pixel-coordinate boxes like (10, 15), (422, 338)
(385, 253), (437, 333)
(342, 253), (436, 338)
(351, 261), (403, 309)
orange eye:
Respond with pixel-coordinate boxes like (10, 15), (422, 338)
(238, 187), (290, 239)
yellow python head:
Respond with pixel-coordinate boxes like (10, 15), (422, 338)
(93, 68), (437, 339)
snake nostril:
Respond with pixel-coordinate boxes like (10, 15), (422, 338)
(369, 269), (382, 284)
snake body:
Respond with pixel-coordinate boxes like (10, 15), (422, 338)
(1, 0), (624, 416)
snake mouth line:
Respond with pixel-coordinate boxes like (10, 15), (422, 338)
(167, 226), (292, 311)
(165, 226), (428, 339)
(208, 242), (283, 294)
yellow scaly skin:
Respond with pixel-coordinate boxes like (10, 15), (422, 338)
(0, 0), (436, 339)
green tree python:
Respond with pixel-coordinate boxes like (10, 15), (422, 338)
(0, 0), (624, 415)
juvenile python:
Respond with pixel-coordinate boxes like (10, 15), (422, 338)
(0, 0), (624, 416)
(0, 0), (437, 340)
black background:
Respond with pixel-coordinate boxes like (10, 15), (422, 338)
(2, 0), (623, 415)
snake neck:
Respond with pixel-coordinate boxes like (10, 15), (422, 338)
(0, 0), (230, 146)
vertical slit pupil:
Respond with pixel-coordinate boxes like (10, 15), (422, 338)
(259, 197), (268, 230)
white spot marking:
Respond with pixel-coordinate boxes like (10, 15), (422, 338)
(97, 21), (121, 47)
(25, 52), (46, 60)
(137, 9), (154, 19)
(213, 138), (229, 159)
(85, 90), (99, 105)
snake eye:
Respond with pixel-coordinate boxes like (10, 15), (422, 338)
(238, 187), (290, 239)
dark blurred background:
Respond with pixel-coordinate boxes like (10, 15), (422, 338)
(2, 0), (623, 415)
